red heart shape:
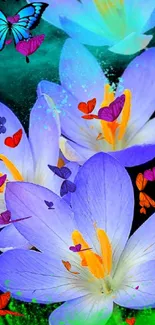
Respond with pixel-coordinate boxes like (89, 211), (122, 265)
(4, 129), (23, 148)
(78, 98), (96, 114)
(125, 317), (136, 325)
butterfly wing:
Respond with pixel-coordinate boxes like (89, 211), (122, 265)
(0, 292), (11, 309)
(11, 3), (48, 45)
(98, 95), (125, 121)
(136, 173), (148, 191)
(60, 180), (76, 197)
(0, 11), (8, 51)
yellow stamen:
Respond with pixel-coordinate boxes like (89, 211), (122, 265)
(0, 155), (23, 181)
(100, 84), (115, 107)
(57, 158), (65, 168)
(96, 229), (112, 276)
(118, 89), (131, 140)
(72, 229), (112, 279)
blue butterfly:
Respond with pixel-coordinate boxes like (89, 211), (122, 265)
(0, 2), (48, 51)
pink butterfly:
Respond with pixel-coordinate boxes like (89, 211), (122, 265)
(16, 34), (45, 63)
(98, 94), (125, 122)
(144, 167), (155, 181)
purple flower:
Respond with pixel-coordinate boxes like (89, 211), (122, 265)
(0, 96), (79, 251)
(0, 116), (6, 134)
(37, 40), (155, 167)
(0, 153), (155, 324)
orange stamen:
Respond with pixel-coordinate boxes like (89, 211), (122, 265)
(118, 89), (131, 140)
(0, 155), (23, 181)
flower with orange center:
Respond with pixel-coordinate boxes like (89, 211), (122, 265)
(38, 40), (155, 167)
(1, 153), (155, 324)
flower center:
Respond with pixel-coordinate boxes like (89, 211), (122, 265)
(93, 0), (126, 39)
(63, 226), (112, 286)
(99, 84), (131, 150)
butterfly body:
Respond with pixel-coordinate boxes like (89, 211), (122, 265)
(0, 3), (48, 51)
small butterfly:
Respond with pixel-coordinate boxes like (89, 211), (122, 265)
(125, 317), (136, 325)
(48, 165), (76, 197)
(62, 260), (79, 275)
(144, 167), (155, 181)
(4, 129), (22, 148)
(0, 3), (48, 51)
(44, 200), (54, 210)
(16, 34), (45, 63)
(0, 292), (24, 316)
(69, 244), (92, 253)
(0, 174), (7, 188)
(0, 210), (31, 225)
(136, 173), (155, 214)
(78, 94), (125, 122)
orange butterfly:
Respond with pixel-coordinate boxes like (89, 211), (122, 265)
(4, 129), (23, 148)
(78, 98), (99, 119)
(0, 292), (24, 316)
(136, 173), (155, 214)
(125, 317), (136, 325)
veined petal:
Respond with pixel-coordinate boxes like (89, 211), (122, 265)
(143, 9), (155, 32)
(60, 137), (95, 164)
(109, 32), (152, 55)
(49, 294), (113, 325)
(128, 118), (155, 146)
(29, 95), (60, 189)
(0, 102), (33, 179)
(59, 17), (113, 46)
(110, 144), (155, 167)
(5, 182), (76, 260)
(37, 82), (99, 148)
(0, 249), (87, 303)
(116, 48), (155, 144)
(71, 152), (134, 274)
(115, 213), (155, 270)
(59, 39), (108, 103)
(114, 261), (155, 309)
(0, 224), (30, 252)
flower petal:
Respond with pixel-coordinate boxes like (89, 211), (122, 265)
(29, 95), (60, 189)
(0, 249), (87, 303)
(59, 17), (113, 46)
(116, 213), (155, 269)
(0, 224), (30, 252)
(143, 9), (155, 32)
(116, 48), (155, 143)
(60, 137), (95, 164)
(59, 39), (107, 103)
(71, 152), (134, 273)
(124, 0), (155, 32)
(0, 102), (33, 178)
(128, 118), (155, 146)
(5, 182), (76, 260)
(110, 144), (155, 167)
(37, 82), (98, 148)
(27, 0), (83, 30)
(109, 32), (152, 55)
(49, 294), (113, 325)
(114, 261), (155, 309)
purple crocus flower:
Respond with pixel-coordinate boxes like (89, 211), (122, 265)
(27, 0), (155, 55)
(37, 39), (155, 167)
(0, 95), (79, 251)
(0, 153), (155, 324)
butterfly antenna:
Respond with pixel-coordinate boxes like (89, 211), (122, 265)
(26, 56), (30, 63)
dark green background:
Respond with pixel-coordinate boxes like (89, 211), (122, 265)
(0, 0), (155, 324)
